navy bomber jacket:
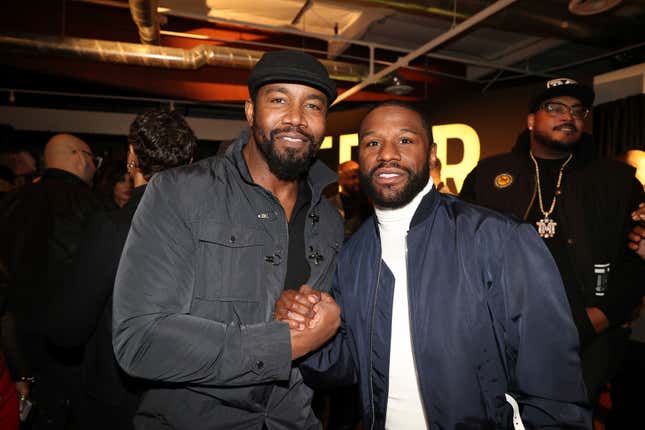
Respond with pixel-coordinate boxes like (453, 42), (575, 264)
(303, 190), (591, 429)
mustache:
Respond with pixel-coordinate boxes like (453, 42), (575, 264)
(270, 126), (315, 145)
(366, 161), (414, 178)
(553, 122), (578, 132)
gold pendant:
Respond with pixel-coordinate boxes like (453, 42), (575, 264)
(536, 216), (557, 238)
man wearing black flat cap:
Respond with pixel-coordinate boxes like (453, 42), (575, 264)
(461, 78), (645, 405)
(113, 50), (344, 429)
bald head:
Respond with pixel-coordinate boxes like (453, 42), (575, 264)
(338, 160), (360, 195)
(45, 134), (96, 184)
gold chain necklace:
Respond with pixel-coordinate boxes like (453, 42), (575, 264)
(529, 151), (572, 238)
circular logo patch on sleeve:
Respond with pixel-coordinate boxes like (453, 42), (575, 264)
(494, 173), (513, 189)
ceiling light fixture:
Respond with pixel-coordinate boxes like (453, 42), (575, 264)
(568, 0), (623, 16)
(385, 74), (413, 96)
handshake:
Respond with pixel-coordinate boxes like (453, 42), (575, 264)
(273, 285), (341, 360)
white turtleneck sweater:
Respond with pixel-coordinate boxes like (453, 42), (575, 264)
(375, 179), (434, 430)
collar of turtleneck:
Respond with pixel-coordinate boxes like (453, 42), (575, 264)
(374, 179), (434, 233)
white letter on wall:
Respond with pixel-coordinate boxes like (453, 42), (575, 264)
(338, 133), (359, 164)
(432, 124), (480, 193)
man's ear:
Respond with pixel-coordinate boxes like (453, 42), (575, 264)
(429, 142), (437, 168)
(527, 113), (535, 131)
(245, 98), (255, 127)
(74, 150), (86, 170)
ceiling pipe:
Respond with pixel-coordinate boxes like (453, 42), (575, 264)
(129, 0), (160, 45)
(0, 33), (370, 83)
(347, 0), (593, 40)
(77, 0), (554, 81)
(332, 0), (519, 105)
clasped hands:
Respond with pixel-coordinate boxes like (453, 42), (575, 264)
(628, 202), (645, 260)
(274, 284), (340, 360)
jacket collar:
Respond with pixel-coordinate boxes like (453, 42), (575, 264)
(226, 129), (337, 203)
(370, 184), (440, 233)
(410, 186), (439, 229)
(41, 168), (89, 187)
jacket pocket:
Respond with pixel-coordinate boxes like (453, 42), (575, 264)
(194, 221), (267, 302)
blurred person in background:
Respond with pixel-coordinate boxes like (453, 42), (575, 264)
(0, 151), (38, 188)
(460, 78), (645, 413)
(0, 259), (19, 430)
(0, 166), (15, 199)
(329, 159), (373, 239)
(429, 154), (455, 195)
(47, 109), (197, 430)
(94, 162), (133, 210)
(0, 133), (102, 429)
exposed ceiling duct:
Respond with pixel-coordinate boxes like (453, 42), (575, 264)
(129, 0), (160, 45)
(0, 33), (370, 82)
(347, 0), (595, 41)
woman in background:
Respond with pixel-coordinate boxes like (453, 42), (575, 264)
(95, 162), (133, 210)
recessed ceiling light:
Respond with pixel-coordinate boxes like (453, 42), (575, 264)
(385, 75), (413, 96)
(568, 0), (623, 16)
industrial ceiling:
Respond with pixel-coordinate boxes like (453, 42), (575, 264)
(1, 0), (645, 115)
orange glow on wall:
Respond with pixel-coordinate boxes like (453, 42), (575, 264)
(622, 150), (645, 186)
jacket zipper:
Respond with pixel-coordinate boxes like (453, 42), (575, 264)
(405, 242), (430, 429)
(369, 258), (382, 430)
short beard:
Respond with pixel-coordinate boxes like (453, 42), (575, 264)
(533, 124), (580, 152)
(253, 125), (318, 181)
(359, 162), (430, 209)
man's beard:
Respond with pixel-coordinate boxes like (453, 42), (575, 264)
(533, 122), (581, 152)
(253, 125), (319, 181)
(359, 161), (430, 209)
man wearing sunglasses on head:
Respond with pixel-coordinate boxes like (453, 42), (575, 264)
(461, 78), (645, 405)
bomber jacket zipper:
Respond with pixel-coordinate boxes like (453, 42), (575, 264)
(405, 243), (430, 429)
(368, 258), (382, 430)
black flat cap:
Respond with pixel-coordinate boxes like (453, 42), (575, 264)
(248, 50), (337, 105)
(529, 78), (595, 113)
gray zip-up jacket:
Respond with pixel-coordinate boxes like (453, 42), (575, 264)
(113, 133), (344, 429)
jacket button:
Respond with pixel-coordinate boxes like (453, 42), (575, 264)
(255, 360), (264, 370)
(567, 238), (575, 245)
(229, 235), (236, 243)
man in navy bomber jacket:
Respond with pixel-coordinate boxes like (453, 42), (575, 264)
(275, 101), (591, 429)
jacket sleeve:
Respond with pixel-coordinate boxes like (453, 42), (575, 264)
(0, 260), (29, 379)
(298, 264), (357, 387)
(47, 210), (119, 347)
(112, 173), (292, 386)
(597, 179), (645, 326)
(500, 223), (591, 429)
